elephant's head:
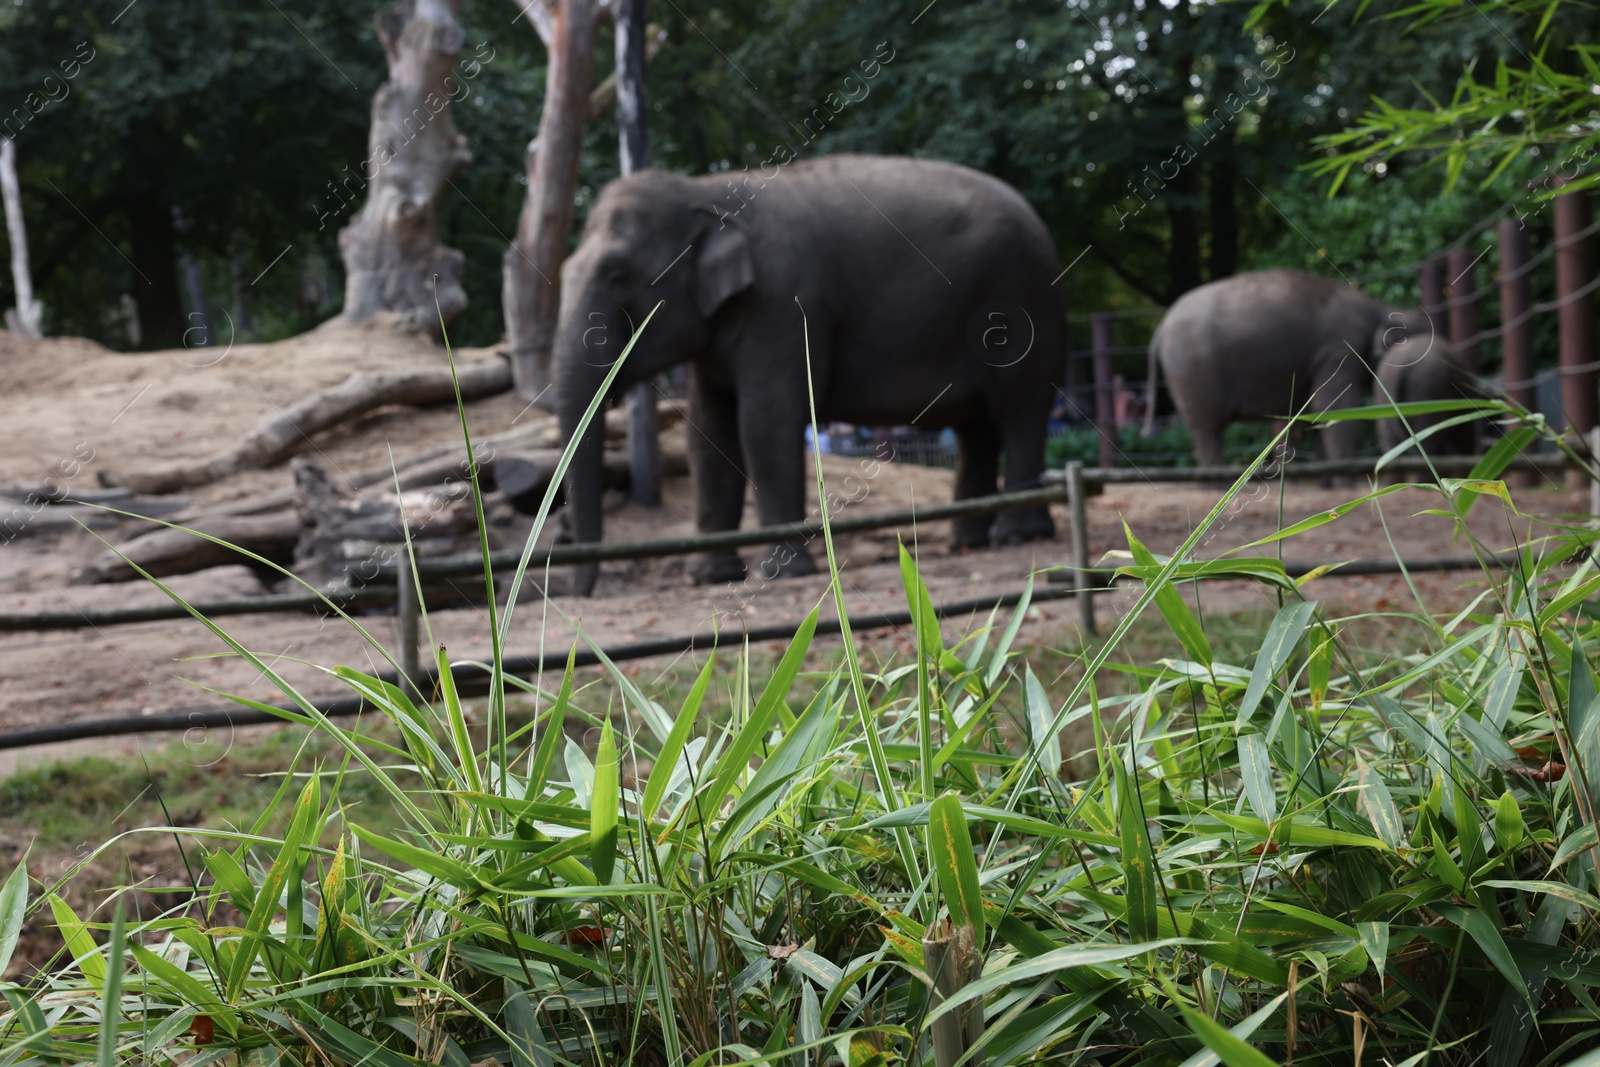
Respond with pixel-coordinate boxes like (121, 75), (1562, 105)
(1371, 307), (1479, 454)
(553, 169), (756, 594)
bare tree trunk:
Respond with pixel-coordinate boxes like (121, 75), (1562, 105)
(616, 0), (660, 505)
(173, 207), (210, 348)
(340, 0), (472, 334)
(503, 0), (600, 402)
(0, 138), (41, 339)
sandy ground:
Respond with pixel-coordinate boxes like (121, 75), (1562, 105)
(0, 322), (1588, 742)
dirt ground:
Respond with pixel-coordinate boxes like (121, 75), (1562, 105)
(0, 322), (1589, 739)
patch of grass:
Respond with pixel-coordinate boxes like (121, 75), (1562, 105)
(3, 361), (1592, 1067)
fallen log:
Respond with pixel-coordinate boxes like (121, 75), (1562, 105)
(98, 358), (514, 494)
(78, 512), (302, 583)
(292, 457), (479, 585)
(180, 399), (684, 519)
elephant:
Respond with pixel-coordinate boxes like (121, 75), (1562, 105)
(550, 154), (1065, 595)
(1144, 269), (1476, 467)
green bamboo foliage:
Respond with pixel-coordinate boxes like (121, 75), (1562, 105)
(12, 382), (1600, 1064)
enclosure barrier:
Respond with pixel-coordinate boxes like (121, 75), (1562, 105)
(0, 586), (1093, 750)
(0, 444), (1587, 747)
(0, 450), (1582, 639)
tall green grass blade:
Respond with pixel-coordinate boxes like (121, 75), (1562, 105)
(438, 644), (483, 796)
(700, 606), (819, 821)
(228, 775), (320, 1002)
(900, 540), (943, 801)
(797, 306), (920, 889)
(591, 719), (619, 885)
(1178, 1002), (1277, 1067)
(95, 904), (123, 1067)
(642, 654), (715, 822)
(529, 647), (575, 796)
(1114, 760), (1159, 944)
(1125, 524), (1212, 667)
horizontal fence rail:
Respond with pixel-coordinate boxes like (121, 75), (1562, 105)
(0, 450), (1587, 636)
(0, 585), (1093, 750)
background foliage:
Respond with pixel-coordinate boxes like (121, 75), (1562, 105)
(0, 0), (1577, 361)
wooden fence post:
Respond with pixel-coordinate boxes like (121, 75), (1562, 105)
(1091, 313), (1117, 468)
(1066, 461), (1095, 637)
(1557, 180), (1598, 488)
(1499, 219), (1536, 486)
(1447, 246), (1482, 375)
(1420, 257), (1445, 336)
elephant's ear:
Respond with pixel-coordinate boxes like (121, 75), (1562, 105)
(696, 224), (755, 317)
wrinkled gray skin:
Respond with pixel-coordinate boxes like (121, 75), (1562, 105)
(554, 155), (1064, 595)
(1148, 269), (1475, 466)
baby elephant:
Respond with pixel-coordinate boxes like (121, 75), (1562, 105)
(1147, 269), (1476, 466)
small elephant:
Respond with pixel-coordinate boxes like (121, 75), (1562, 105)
(1146, 269), (1475, 466)
(551, 154), (1065, 595)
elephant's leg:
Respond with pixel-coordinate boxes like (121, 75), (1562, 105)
(738, 406), (817, 579)
(951, 422), (1001, 549)
(1188, 417), (1227, 468)
(687, 372), (750, 585)
(992, 407), (1056, 545)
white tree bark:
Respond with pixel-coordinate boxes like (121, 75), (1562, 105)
(339, 0), (472, 334)
(0, 137), (42, 339)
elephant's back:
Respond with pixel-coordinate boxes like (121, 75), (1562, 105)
(725, 154), (1059, 277)
(1160, 269), (1374, 357)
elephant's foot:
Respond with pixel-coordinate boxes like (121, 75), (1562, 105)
(691, 551), (747, 585)
(950, 515), (994, 551)
(753, 542), (818, 580)
(992, 507), (1056, 546)
(570, 563), (599, 597)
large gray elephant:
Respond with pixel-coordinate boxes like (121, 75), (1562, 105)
(551, 155), (1064, 595)
(1146, 269), (1476, 466)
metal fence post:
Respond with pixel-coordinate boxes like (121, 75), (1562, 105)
(1499, 218), (1536, 487)
(397, 554), (421, 693)
(1557, 180), (1598, 488)
(1066, 461), (1095, 637)
(1091, 313), (1117, 468)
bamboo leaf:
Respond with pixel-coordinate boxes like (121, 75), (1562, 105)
(1125, 525), (1212, 666)
(1237, 601), (1316, 725)
(922, 940), (1192, 1026)
(929, 793), (985, 943)
(1115, 760), (1159, 943)
(1236, 732), (1278, 824)
(528, 646), (576, 797)
(1179, 1002), (1278, 1067)
(1356, 758), (1405, 849)
(49, 892), (105, 985)
(0, 859), (29, 980)
(641, 654), (715, 822)
(591, 718), (619, 885)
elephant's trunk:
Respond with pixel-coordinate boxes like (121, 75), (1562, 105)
(557, 348), (610, 598)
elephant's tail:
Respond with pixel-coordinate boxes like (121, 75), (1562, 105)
(1142, 320), (1164, 437)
